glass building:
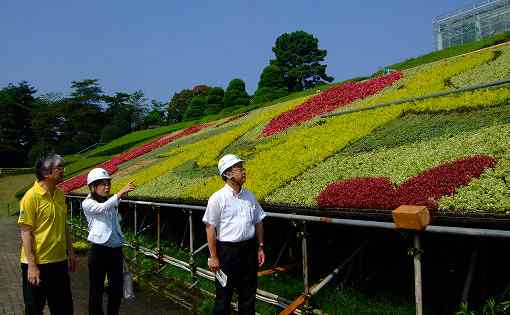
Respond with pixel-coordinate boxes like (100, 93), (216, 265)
(433, 0), (510, 50)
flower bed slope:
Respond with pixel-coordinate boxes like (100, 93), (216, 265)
(60, 124), (208, 193)
(450, 45), (510, 87)
(330, 49), (494, 115)
(439, 159), (510, 213)
(109, 97), (309, 193)
(262, 72), (402, 137)
(316, 155), (496, 210)
(65, 43), (510, 216)
(266, 109), (510, 209)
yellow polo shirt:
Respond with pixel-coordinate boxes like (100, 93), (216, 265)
(18, 181), (68, 264)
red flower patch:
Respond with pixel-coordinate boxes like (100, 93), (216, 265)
(317, 177), (399, 209)
(59, 124), (209, 193)
(397, 155), (496, 209)
(317, 155), (496, 210)
(261, 72), (403, 137)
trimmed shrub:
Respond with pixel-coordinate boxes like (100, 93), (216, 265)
(224, 79), (250, 107)
(252, 64), (289, 104)
(183, 96), (207, 121)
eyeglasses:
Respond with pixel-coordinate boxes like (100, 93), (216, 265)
(53, 166), (65, 171)
(96, 179), (111, 186)
(231, 165), (245, 172)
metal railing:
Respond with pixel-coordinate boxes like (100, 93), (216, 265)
(0, 168), (34, 177)
(67, 196), (308, 314)
(67, 195), (510, 314)
(77, 142), (104, 154)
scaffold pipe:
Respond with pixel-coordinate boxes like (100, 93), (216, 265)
(66, 195), (510, 238)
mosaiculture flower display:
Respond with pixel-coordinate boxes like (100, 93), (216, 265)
(59, 124), (209, 192)
(450, 45), (510, 88)
(62, 42), (510, 215)
(316, 155), (496, 210)
(261, 71), (403, 136)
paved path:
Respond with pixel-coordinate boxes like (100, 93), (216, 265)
(0, 216), (192, 315)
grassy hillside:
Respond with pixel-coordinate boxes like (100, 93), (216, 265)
(0, 174), (35, 216)
(374, 30), (510, 74)
(62, 41), (510, 215)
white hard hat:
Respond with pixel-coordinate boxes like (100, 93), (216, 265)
(87, 168), (111, 186)
(218, 154), (244, 176)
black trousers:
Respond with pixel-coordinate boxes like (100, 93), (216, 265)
(21, 260), (74, 315)
(88, 244), (123, 315)
(214, 238), (258, 315)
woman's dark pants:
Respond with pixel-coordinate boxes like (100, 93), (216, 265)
(88, 244), (123, 315)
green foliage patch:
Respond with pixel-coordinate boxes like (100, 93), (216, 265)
(64, 155), (113, 178)
(450, 45), (510, 88)
(343, 104), (510, 155)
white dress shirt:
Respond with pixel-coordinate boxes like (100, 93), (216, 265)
(202, 184), (266, 242)
(82, 194), (123, 245)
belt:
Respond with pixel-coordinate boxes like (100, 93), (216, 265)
(217, 238), (255, 247)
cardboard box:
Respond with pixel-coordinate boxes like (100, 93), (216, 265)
(392, 205), (430, 230)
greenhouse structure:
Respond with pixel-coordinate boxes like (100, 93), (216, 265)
(434, 0), (510, 50)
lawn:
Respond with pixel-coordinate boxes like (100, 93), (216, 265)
(0, 174), (35, 217)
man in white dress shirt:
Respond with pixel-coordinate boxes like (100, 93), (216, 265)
(203, 154), (266, 315)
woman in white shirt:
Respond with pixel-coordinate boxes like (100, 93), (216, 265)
(82, 168), (135, 315)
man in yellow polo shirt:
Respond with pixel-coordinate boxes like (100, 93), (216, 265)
(18, 154), (75, 315)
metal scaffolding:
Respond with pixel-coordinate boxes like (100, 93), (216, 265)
(433, 0), (510, 50)
(67, 195), (510, 314)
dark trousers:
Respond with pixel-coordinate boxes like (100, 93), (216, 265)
(214, 238), (258, 315)
(21, 260), (73, 315)
(88, 244), (123, 315)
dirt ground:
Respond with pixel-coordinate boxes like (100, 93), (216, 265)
(0, 216), (192, 315)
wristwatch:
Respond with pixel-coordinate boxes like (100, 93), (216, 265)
(258, 242), (264, 248)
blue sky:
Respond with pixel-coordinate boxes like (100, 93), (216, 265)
(1, 1), (477, 102)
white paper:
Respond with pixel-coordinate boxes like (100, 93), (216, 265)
(215, 269), (228, 287)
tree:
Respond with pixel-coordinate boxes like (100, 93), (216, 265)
(183, 96), (207, 121)
(271, 30), (334, 92)
(57, 98), (104, 154)
(223, 79), (250, 108)
(143, 110), (164, 128)
(101, 92), (132, 142)
(126, 90), (148, 129)
(192, 85), (212, 97)
(100, 89), (148, 142)
(204, 87), (224, 115)
(70, 79), (104, 107)
(28, 98), (66, 163)
(100, 124), (124, 144)
(167, 89), (194, 123)
(0, 81), (37, 166)
(252, 64), (289, 104)
(150, 99), (167, 122)
(143, 100), (166, 127)
(52, 79), (106, 153)
(167, 85), (213, 123)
